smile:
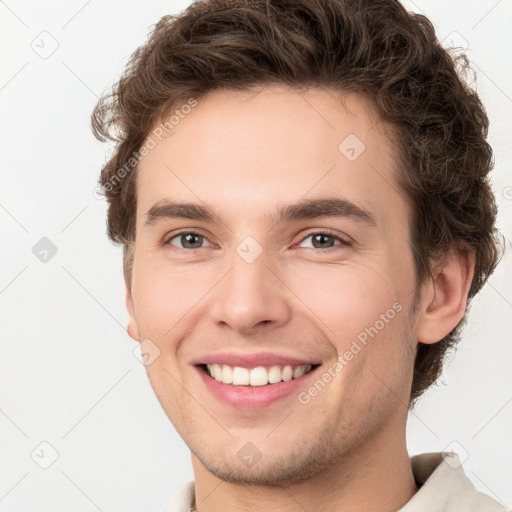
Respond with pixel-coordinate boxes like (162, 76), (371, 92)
(203, 363), (316, 386)
(196, 362), (322, 409)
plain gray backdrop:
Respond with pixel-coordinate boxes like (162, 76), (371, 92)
(1, 1), (511, 511)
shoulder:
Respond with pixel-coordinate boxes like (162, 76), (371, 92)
(156, 481), (195, 512)
(404, 452), (509, 512)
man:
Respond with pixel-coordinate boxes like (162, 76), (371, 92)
(91, 0), (506, 510)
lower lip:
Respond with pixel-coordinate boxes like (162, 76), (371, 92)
(195, 365), (320, 409)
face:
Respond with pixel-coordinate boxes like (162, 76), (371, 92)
(127, 86), (420, 485)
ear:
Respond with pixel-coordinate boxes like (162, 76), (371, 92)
(126, 286), (141, 342)
(416, 248), (475, 344)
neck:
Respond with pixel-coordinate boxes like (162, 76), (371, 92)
(191, 422), (418, 512)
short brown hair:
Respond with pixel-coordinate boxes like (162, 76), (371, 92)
(91, 0), (501, 407)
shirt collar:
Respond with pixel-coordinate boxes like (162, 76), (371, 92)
(160, 452), (506, 512)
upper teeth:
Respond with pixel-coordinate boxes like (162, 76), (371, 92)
(206, 364), (312, 386)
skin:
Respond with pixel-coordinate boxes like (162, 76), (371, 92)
(126, 86), (474, 512)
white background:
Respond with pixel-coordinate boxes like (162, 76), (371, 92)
(1, 1), (511, 511)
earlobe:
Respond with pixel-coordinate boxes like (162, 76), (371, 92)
(416, 249), (475, 344)
(126, 286), (141, 342)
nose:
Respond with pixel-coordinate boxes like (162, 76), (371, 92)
(208, 247), (292, 335)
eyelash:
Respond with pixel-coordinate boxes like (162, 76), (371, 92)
(164, 229), (352, 253)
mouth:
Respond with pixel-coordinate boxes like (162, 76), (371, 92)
(194, 361), (322, 409)
(198, 362), (321, 386)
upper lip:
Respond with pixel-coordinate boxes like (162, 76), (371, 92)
(192, 352), (321, 369)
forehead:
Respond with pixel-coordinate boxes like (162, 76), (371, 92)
(135, 86), (405, 230)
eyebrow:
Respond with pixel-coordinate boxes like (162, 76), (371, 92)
(143, 197), (377, 229)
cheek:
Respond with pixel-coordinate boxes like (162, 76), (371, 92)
(287, 261), (412, 395)
(290, 264), (413, 419)
(131, 259), (214, 339)
(288, 261), (401, 343)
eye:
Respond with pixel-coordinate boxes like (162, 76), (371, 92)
(164, 230), (351, 253)
(165, 231), (212, 250)
(296, 231), (351, 252)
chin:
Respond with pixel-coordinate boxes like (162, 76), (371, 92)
(193, 442), (339, 487)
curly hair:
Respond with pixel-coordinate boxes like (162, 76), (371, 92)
(91, 0), (501, 408)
